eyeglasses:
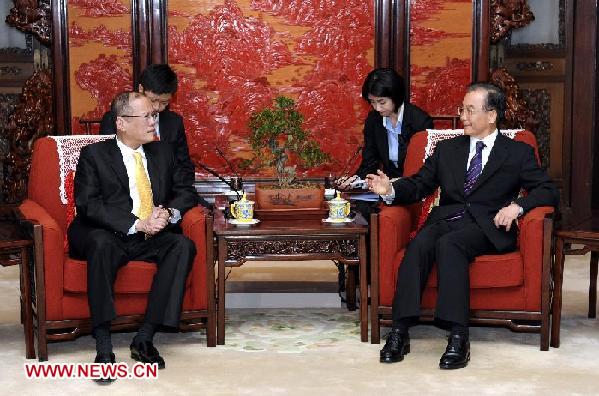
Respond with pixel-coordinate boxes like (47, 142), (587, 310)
(120, 113), (158, 121)
(457, 106), (489, 117)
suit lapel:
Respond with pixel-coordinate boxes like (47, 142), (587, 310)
(450, 135), (470, 192)
(143, 143), (161, 201)
(470, 133), (510, 194)
(107, 139), (129, 190)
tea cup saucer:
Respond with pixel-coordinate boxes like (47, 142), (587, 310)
(322, 217), (354, 223)
(228, 218), (260, 226)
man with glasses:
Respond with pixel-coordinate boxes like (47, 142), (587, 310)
(366, 83), (558, 369)
(100, 64), (195, 188)
(69, 92), (198, 383)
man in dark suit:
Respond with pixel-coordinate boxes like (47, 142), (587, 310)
(337, 68), (433, 189)
(100, 64), (195, 188)
(367, 83), (558, 369)
(69, 92), (198, 381)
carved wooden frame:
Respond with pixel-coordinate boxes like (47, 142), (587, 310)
(505, 0), (566, 56)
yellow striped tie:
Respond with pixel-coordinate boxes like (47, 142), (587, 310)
(133, 152), (153, 220)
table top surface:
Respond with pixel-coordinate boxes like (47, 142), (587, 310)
(213, 197), (368, 237)
(555, 216), (599, 239)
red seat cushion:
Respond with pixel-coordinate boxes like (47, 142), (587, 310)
(63, 257), (190, 294)
(381, 249), (524, 306)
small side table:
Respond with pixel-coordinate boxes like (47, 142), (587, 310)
(551, 218), (599, 348)
(0, 210), (35, 359)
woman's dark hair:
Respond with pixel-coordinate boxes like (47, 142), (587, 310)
(140, 64), (178, 95)
(467, 82), (506, 125)
(361, 68), (406, 112)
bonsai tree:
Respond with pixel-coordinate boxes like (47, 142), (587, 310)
(245, 96), (330, 188)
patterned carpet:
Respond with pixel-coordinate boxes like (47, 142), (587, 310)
(221, 309), (361, 353)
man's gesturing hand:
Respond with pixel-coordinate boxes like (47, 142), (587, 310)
(366, 170), (392, 196)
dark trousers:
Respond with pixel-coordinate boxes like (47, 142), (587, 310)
(69, 227), (196, 329)
(391, 215), (498, 327)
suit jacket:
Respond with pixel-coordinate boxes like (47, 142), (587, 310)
(100, 109), (195, 185)
(69, 139), (198, 243)
(355, 104), (434, 179)
(391, 133), (559, 252)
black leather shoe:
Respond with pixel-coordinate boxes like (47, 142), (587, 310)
(439, 334), (470, 369)
(130, 340), (165, 369)
(380, 329), (410, 363)
(93, 352), (116, 384)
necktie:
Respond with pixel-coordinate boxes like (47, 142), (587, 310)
(133, 152), (153, 220)
(464, 141), (485, 195)
(445, 141), (485, 221)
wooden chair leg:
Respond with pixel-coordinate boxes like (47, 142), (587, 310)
(551, 237), (565, 348)
(589, 251), (598, 319)
(207, 312), (217, 347)
(37, 323), (48, 361)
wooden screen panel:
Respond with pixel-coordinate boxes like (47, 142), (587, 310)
(409, 0), (472, 117)
(67, 0), (134, 134)
(167, 0), (374, 177)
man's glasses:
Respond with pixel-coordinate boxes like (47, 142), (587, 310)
(457, 106), (489, 117)
(120, 113), (158, 121)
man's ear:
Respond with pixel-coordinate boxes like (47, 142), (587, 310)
(115, 115), (125, 133)
(488, 109), (498, 126)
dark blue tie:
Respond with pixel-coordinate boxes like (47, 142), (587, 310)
(464, 141), (485, 195)
(446, 141), (485, 221)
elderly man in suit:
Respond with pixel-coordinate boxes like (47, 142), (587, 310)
(69, 92), (198, 382)
(367, 83), (558, 369)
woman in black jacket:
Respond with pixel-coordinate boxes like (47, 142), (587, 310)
(337, 68), (433, 189)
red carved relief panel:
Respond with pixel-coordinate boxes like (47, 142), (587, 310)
(409, 0), (472, 119)
(168, 0), (374, 176)
(67, 0), (133, 134)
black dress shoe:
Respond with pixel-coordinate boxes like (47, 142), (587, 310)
(93, 352), (116, 384)
(130, 340), (165, 369)
(380, 329), (410, 363)
(439, 334), (470, 370)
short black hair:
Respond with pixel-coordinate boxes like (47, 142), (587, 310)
(140, 64), (178, 95)
(467, 83), (506, 124)
(361, 68), (406, 112)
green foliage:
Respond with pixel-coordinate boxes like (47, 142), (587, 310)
(248, 96), (330, 187)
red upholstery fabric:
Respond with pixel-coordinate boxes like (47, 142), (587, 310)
(377, 130), (553, 316)
(18, 137), (209, 322)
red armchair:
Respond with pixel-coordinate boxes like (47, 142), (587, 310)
(370, 130), (554, 350)
(18, 136), (216, 361)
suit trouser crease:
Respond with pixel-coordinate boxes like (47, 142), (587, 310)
(72, 229), (195, 329)
(392, 216), (497, 327)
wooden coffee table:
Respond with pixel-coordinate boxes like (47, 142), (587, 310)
(213, 198), (369, 345)
(552, 217), (599, 347)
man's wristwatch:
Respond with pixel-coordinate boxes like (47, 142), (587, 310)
(165, 207), (174, 221)
(512, 202), (524, 217)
